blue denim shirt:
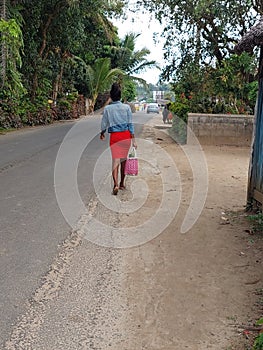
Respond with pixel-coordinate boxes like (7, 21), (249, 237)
(101, 101), (134, 134)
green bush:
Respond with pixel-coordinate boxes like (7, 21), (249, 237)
(0, 93), (85, 129)
(169, 102), (189, 123)
(168, 101), (189, 144)
(65, 92), (79, 102)
(0, 99), (23, 128)
(248, 81), (259, 109)
(248, 212), (263, 234)
(253, 316), (263, 349)
(0, 107), (22, 129)
(253, 331), (263, 350)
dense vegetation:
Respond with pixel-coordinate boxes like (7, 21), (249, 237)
(0, 1), (262, 129)
(136, 0), (262, 115)
(0, 0), (157, 128)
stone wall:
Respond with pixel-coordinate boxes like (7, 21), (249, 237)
(187, 113), (254, 146)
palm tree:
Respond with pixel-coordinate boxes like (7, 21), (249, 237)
(85, 57), (124, 113)
(111, 32), (159, 77)
(107, 32), (160, 99)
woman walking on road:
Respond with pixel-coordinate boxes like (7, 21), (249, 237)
(100, 83), (137, 195)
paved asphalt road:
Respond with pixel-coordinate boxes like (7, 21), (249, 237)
(0, 111), (153, 347)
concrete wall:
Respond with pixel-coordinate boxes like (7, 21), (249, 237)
(187, 113), (254, 146)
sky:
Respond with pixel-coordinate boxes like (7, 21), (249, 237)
(113, 11), (166, 85)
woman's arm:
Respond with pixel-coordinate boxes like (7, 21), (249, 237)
(100, 130), (106, 140)
(130, 133), (137, 148)
(126, 106), (137, 148)
(100, 108), (109, 140)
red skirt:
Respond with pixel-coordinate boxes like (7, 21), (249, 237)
(110, 130), (131, 159)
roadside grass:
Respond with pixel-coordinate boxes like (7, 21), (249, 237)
(225, 210), (263, 350)
(247, 212), (263, 350)
(247, 212), (263, 236)
(252, 316), (263, 350)
(0, 127), (16, 134)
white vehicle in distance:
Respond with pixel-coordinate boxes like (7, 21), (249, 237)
(146, 103), (160, 114)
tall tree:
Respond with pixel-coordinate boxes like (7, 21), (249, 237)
(136, 0), (258, 80)
(104, 31), (159, 97)
(19, 0), (125, 101)
(110, 32), (158, 75)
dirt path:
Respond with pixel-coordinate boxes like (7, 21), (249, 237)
(5, 117), (262, 350)
(116, 126), (262, 349)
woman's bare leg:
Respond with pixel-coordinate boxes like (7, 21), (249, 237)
(120, 159), (126, 188)
(112, 158), (120, 188)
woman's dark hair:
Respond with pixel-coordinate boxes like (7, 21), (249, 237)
(110, 83), (121, 101)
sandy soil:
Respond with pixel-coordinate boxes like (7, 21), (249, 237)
(116, 126), (263, 350)
(4, 119), (262, 350)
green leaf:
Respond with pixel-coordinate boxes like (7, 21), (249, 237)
(256, 318), (263, 326)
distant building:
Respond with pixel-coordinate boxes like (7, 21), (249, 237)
(152, 91), (170, 106)
(152, 90), (164, 102)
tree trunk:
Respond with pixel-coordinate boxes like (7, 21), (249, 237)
(52, 62), (63, 102)
(31, 7), (61, 101)
(58, 56), (66, 95)
(52, 77), (59, 103)
(31, 69), (38, 102)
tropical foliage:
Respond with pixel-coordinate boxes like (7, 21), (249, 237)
(84, 57), (124, 113)
(1, 0), (262, 129)
(0, 18), (24, 98)
(104, 32), (159, 102)
(136, 0), (261, 114)
(0, 0), (158, 128)
(108, 32), (158, 75)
